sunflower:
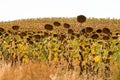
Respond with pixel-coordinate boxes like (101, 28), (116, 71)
(85, 27), (93, 33)
(94, 56), (100, 62)
(63, 23), (70, 28)
(0, 27), (5, 32)
(77, 15), (86, 23)
(12, 25), (20, 30)
(53, 21), (61, 26)
(44, 24), (53, 30)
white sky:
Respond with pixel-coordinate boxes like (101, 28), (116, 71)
(0, 0), (120, 21)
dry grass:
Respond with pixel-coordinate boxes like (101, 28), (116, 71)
(0, 62), (81, 80)
(0, 62), (52, 80)
(0, 61), (118, 80)
(0, 61), (98, 80)
(111, 59), (120, 80)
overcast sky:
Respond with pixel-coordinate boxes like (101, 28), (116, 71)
(0, 0), (120, 21)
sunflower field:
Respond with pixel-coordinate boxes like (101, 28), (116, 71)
(0, 15), (120, 80)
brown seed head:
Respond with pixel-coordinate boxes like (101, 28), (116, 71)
(91, 34), (99, 39)
(103, 35), (110, 40)
(68, 29), (74, 34)
(0, 27), (4, 32)
(12, 25), (20, 30)
(96, 29), (102, 33)
(53, 21), (61, 26)
(63, 23), (70, 28)
(44, 24), (53, 30)
(34, 34), (41, 39)
(85, 27), (93, 33)
(102, 28), (111, 34)
(77, 15), (86, 23)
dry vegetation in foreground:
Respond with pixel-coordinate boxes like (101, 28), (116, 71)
(0, 61), (119, 80)
(0, 62), (53, 80)
(0, 61), (83, 80)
